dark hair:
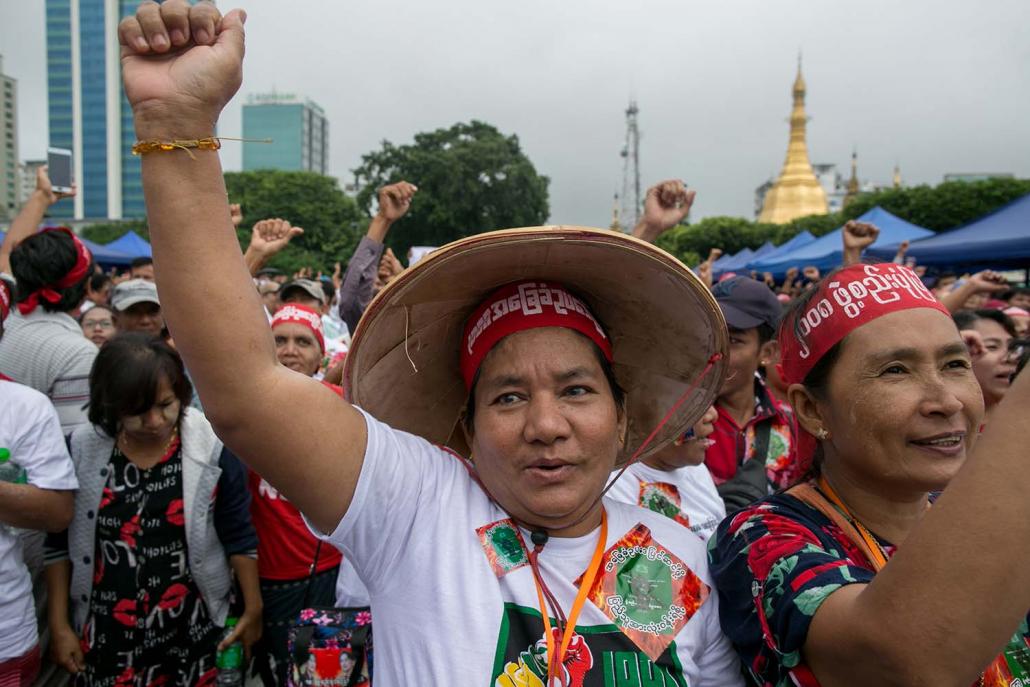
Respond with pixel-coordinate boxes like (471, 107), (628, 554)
(10, 231), (91, 312)
(78, 304), (114, 324)
(1005, 286), (1030, 301)
(89, 272), (111, 291)
(320, 279), (335, 301)
(131, 256), (154, 269)
(88, 332), (193, 437)
(953, 309), (1017, 338)
(462, 332), (626, 434)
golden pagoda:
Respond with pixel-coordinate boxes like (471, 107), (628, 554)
(758, 59), (829, 223)
(893, 164), (903, 189)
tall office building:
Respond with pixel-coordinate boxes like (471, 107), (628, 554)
(243, 93), (328, 174)
(1, 56), (18, 221)
(46, 0), (187, 219)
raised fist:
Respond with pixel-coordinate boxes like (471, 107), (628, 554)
(641, 180), (694, 236)
(968, 270), (1009, 294)
(842, 220), (880, 252)
(118, 0), (246, 136)
(249, 218), (304, 258)
(377, 181), (418, 223)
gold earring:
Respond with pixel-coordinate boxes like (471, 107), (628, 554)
(816, 428), (829, 440)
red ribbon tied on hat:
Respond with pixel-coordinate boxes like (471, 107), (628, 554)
(777, 263), (951, 473)
(460, 281), (613, 390)
(16, 227), (93, 316)
(271, 303), (326, 352)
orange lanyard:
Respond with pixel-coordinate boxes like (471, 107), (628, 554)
(531, 509), (608, 685)
(817, 476), (889, 570)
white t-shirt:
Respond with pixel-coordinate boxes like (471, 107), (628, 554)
(0, 380), (78, 659)
(315, 409), (741, 686)
(334, 557), (370, 607)
(606, 463), (726, 543)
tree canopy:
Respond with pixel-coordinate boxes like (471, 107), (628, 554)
(223, 170), (366, 274)
(351, 120), (550, 259)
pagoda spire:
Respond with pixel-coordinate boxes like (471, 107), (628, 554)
(893, 163), (902, 189)
(843, 149), (859, 207)
(758, 56), (829, 224)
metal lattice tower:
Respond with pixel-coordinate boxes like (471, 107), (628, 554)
(619, 100), (641, 230)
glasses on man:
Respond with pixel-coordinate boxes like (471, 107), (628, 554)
(84, 319), (114, 329)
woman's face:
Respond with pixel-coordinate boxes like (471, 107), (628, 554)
(647, 405), (718, 469)
(468, 327), (626, 536)
(813, 309), (984, 494)
(120, 375), (180, 443)
(273, 323), (323, 376)
(969, 318), (1016, 408)
(81, 307), (116, 346)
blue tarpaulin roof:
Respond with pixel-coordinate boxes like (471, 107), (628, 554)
(1, 229), (134, 266)
(751, 207), (934, 278)
(869, 192), (1030, 268)
(745, 231), (816, 271)
(714, 242), (777, 274)
(712, 248), (755, 275)
(104, 230), (152, 258)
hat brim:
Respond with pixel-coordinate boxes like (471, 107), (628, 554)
(114, 296), (160, 311)
(343, 226), (728, 466)
(717, 301), (766, 330)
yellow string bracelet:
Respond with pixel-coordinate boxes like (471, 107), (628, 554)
(131, 136), (272, 160)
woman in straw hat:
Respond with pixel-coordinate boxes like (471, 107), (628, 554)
(709, 263), (1030, 686)
(117, 2), (743, 685)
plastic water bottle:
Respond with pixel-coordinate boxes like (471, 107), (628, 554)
(215, 617), (243, 686)
(0, 449), (27, 484)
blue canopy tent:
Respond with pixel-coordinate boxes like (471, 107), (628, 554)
(104, 230), (152, 258)
(751, 207), (934, 278)
(869, 192), (1030, 270)
(81, 238), (134, 267)
(1, 230), (133, 267)
(712, 248), (755, 276)
(745, 231), (816, 271)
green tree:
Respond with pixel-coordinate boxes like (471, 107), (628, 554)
(351, 120), (550, 259)
(81, 219), (149, 245)
(223, 170), (366, 274)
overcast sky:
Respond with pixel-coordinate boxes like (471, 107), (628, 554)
(2, 0), (1028, 226)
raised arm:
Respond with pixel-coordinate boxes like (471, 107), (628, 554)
(0, 167), (76, 274)
(841, 220), (879, 267)
(631, 179), (695, 244)
(338, 181), (417, 333)
(939, 270), (1009, 313)
(118, 0), (364, 534)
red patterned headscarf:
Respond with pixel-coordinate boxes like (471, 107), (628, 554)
(778, 263), (952, 473)
(271, 303), (326, 353)
(461, 281), (612, 390)
(16, 227), (93, 315)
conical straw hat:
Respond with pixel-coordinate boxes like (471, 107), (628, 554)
(344, 226), (728, 466)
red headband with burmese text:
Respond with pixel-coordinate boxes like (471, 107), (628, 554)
(271, 303), (325, 353)
(778, 263), (952, 473)
(461, 281), (612, 390)
(17, 227), (93, 315)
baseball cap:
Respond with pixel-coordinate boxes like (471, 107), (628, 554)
(111, 278), (160, 311)
(711, 275), (781, 330)
(280, 279), (328, 306)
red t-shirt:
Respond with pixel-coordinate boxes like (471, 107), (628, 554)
(248, 470), (342, 580)
(704, 375), (797, 491)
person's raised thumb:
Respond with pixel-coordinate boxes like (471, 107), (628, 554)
(216, 9), (247, 58)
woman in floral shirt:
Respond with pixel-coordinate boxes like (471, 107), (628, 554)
(709, 263), (1030, 686)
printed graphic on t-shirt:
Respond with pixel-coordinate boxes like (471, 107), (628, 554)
(491, 604), (688, 687)
(981, 619), (1030, 686)
(637, 482), (690, 529)
(478, 518), (530, 578)
(578, 523), (708, 662)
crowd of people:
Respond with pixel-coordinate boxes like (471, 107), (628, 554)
(1, 2), (1029, 685)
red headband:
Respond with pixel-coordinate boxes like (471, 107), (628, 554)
(271, 303), (325, 353)
(0, 279), (11, 324)
(16, 227), (93, 315)
(460, 281), (612, 390)
(778, 263), (952, 473)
